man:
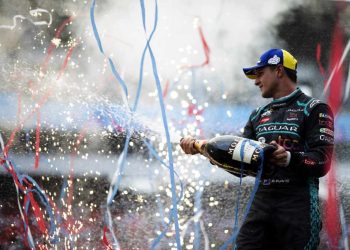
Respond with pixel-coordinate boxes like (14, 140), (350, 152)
(180, 48), (334, 249)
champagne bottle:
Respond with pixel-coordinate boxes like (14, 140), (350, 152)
(194, 135), (276, 177)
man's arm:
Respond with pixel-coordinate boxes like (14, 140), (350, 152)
(180, 109), (257, 155)
(289, 103), (334, 177)
(241, 110), (257, 140)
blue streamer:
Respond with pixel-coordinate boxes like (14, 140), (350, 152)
(139, 0), (147, 32)
(90, 0), (129, 100)
(107, 130), (132, 206)
(2, 159), (59, 246)
(230, 160), (244, 249)
(19, 174), (57, 240)
(89, 0), (104, 53)
(132, 46), (147, 112)
(194, 188), (203, 250)
(23, 195), (35, 249)
(230, 140), (249, 250)
(139, 0), (182, 248)
(219, 139), (264, 250)
(90, 1), (134, 247)
(132, 0), (160, 112)
(90, 0), (183, 248)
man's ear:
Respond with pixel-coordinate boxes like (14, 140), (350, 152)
(276, 65), (284, 78)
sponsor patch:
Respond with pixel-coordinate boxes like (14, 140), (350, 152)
(319, 119), (333, 128)
(304, 158), (316, 166)
(287, 108), (304, 112)
(263, 179), (291, 185)
(271, 179), (290, 184)
(263, 179), (271, 185)
(320, 128), (334, 136)
(309, 99), (321, 108)
(261, 109), (272, 117)
(319, 113), (333, 121)
(320, 134), (334, 144)
(259, 117), (270, 124)
(287, 112), (298, 121)
(288, 112), (298, 118)
(271, 102), (286, 108)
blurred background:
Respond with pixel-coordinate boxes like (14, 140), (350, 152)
(0, 0), (349, 249)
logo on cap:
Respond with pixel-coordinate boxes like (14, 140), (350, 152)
(267, 55), (280, 65)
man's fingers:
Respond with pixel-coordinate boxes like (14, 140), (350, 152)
(267, 141), (289, 167)
(272, 147), (285, 157)
(273, 153), (287, 160)
(180, 136), (199, 155)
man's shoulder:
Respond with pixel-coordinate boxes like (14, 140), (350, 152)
(249, 105), (267, 122)
(295, 93), (331, 117)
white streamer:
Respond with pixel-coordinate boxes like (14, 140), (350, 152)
(0, 8), (52, 30)
(342, 62), (350, 103)
(106, 206), (121, 250)
(179, 210), (209, 250)
(180, 210), (203, 242)
(323, 40), (350, 96)
(199, 219), (210, 250)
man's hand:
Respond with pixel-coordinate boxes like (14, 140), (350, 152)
(268, 141), (291, 167)
(180, 136), (200, 155)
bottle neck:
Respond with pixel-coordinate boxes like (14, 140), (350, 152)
(194, 140), (207, 154)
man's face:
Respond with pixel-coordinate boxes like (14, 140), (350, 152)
(254, 66), (279, 98)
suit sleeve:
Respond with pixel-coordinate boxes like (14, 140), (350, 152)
(242, 110), (257, 140)
(289, 103), (334, 177)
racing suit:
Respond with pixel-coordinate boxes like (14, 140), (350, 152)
(236, 87), (334, 250)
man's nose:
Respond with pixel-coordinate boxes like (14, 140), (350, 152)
(254, 78), (260, 86)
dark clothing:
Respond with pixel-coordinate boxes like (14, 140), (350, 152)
(236, 88), (334, 250)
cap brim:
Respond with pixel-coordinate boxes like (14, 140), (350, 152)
(243, 65), (264, 79)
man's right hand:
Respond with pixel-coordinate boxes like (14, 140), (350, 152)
(180, 136), (200, 155)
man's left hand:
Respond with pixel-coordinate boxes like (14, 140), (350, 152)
(268, 141), (290, 167)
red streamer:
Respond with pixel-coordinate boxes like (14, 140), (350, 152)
(27, 192), (48, 234)
(197, 25), (210, 67)
(102, 226), (113, 250)
(1, 15), (76, 248)
(316, 43), (326, 78)
(42, 16), (74, 73)
(184, 24), (211, 69)
(325, 19), (344, 250)
(35, 110), (41, 169)
(327, 21), (344, 114)
(4, 92), (50, 157)
(162, 79), (170, 97)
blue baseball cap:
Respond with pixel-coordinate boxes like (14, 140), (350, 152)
(243, 48), (297, 79)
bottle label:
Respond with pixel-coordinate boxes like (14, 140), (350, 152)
(231, 139), (262, 164)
